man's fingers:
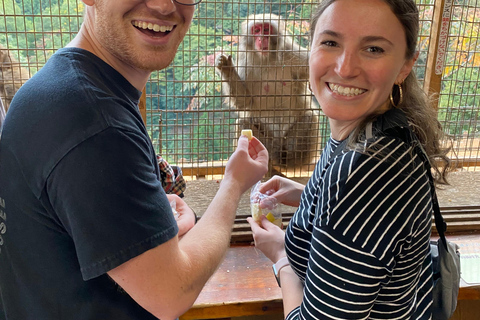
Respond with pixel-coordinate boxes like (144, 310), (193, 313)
(237, 135), (249, 151)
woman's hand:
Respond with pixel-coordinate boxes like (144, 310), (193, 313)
(247, 215), (286, 263)
(166, 194), (196, 238)
(257, 176), (305, 208)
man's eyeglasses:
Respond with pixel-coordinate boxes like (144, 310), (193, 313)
(173, 0), (203, 6)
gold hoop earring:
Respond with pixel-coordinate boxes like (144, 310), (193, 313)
(390, 82), (403, 108)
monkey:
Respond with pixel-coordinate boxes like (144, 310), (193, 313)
(0, 45), (30, 112)
(215, 13), (320, 173)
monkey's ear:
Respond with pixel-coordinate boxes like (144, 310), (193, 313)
(0, 52), (8, 64)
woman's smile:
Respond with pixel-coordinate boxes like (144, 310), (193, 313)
(327, 82), (367, 97)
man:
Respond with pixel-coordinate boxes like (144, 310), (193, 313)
(0, 0), (268, 319)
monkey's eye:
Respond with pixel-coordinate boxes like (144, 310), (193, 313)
(253, 26), (262, 34)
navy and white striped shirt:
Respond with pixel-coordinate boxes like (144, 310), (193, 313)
(285, 110), (433, 319)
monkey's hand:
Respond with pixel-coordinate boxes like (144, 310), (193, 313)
(215, 54), (234, 75)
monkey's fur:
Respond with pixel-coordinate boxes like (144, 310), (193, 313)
(216, 14), (320, 172)
(0, 45), (30, 112)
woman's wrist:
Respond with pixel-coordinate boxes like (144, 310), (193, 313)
(273, 256), (290, 287)
(274, 250), (287, 264)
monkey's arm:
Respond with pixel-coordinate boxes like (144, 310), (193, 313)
(215, 54), (253, 110)
(285, 47), (310, 80)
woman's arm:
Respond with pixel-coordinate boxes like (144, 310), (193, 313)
(258, 175), (305, 208)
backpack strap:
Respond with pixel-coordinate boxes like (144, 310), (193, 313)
(414, 142), (449, 250)
(329, 122), (449, 251)
(384, 126), (449, 251)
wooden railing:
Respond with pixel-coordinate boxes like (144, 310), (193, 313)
(225, 205), (480, 244)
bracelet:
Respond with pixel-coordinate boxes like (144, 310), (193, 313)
(272, 256), (290, 287)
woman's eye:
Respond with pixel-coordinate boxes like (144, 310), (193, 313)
(367, 46), (385, 54)
(320, 40), (337, 47)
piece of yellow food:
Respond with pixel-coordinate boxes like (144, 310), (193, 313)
(251, 203), (282, 227)
(251, 203), (262, 223)
(265, 212), (275, 223)
(241, 129), (253, 141)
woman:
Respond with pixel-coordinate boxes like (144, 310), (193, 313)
(247, 0), (451, 319)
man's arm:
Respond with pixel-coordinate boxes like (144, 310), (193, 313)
(108, 136), (268, 320)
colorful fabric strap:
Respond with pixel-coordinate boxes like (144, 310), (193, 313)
(156, 155), (186, 198)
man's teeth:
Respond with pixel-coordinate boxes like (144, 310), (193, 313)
(329, 83), (366, 97)
(133, 21), (173, 33)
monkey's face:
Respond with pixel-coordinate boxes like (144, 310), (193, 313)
(249, 22), (277, 58)
(309, 0), (415, 139)
(252, 23), (270, 54)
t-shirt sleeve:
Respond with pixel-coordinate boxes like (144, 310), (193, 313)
(46, 127), (178, 280)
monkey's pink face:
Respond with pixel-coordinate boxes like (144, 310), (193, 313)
(84, 0), (195, 73)
(309, 0), (415, 140)
(251, 23), (273, 55)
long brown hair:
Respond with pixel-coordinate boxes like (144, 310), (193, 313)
(310, 0), (451, 183)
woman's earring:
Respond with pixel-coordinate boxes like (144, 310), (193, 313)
(308, 82), (312, 93)
(390, 82), (403, 108)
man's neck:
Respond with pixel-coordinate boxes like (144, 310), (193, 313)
(66, 24), (151, 92)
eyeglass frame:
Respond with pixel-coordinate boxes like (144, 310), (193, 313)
(173, 0), (203, 6)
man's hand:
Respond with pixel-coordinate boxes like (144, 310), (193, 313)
(166, 194), (195, 238)
(223, 136), (269, 194)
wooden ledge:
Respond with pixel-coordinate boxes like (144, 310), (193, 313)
(226, 205), (480, 244)
(180, 245), (282, 320)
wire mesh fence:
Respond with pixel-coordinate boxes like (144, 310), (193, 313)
(437, 0), (480, 170)
(1, 0), (479, 179)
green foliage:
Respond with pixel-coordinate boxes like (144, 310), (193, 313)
(1, 0), (83, 71)
(439, 66), (480, 136)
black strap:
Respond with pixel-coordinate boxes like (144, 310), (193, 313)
(414, 143), (449, 250)
(328, 126), (448, 250)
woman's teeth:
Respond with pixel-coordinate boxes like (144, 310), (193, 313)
(329, 83), (366, 97)
(133, 21), (173, 33)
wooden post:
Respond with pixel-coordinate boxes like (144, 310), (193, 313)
(138, 87), (147, 125)
(424, 0), (453, 111)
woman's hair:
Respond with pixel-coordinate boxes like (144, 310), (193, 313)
(310, 0), (451, 184)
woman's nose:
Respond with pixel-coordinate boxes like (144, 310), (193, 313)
(335, 51), (360, 79)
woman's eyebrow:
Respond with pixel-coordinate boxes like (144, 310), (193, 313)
(318, 30), (394, 46)
(318, 29), (341, 38)
(362, 35), (394, 46)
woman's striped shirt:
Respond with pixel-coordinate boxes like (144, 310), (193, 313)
(285, 110), (434, 319)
